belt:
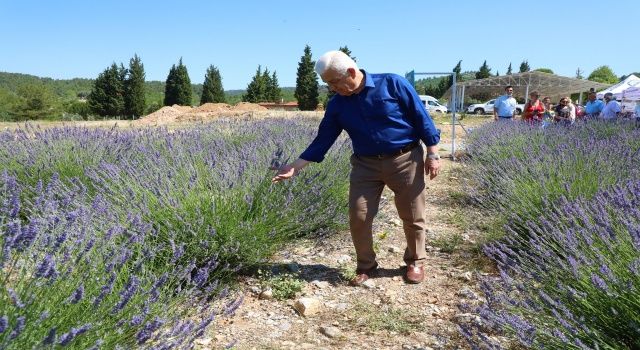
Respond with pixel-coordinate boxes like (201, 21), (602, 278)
(498, 116), (513, 119)
(361, 141), (421, 159)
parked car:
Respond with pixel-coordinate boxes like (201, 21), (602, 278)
(418, 95), (448, 113)
(466, 99), (525, 115)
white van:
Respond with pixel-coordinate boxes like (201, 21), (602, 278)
(418, 95), (448, 113)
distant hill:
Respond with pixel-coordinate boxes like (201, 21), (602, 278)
(0, 71), (302, 105)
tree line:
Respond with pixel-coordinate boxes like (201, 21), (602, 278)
(1, 47), (637, 121)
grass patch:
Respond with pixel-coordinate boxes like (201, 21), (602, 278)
(351, 302), (422, 334)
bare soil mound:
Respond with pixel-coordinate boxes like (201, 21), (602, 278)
(193, 103), (232, 113)
(137, 106), (183, 125)
(232, 102), (268, 112)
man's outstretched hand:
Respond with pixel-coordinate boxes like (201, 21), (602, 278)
(271, 158), (311, 183)
(271, 164), (296, 183)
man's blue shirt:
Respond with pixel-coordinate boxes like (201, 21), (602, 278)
(585, 99), (605, 115)
(300, 71), (440, 162)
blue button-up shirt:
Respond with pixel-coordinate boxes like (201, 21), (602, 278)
(585, 99), (605, 115)
(494, 95), (517, 117)
(299, 71), (440, 162)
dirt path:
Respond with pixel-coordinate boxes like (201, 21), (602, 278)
(201, 157), (490, 350)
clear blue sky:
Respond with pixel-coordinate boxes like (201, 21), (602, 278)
(1, 0), (637, 90)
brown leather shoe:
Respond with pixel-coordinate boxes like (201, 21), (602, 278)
(405, 265), (425, 284)
(349, 263), (378, 286)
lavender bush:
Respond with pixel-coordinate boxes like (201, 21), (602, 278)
(0, 172), (233, 348)
(0, 119), (350, 270)
(461, 121), (640, 349)
(0, 118), (351, 348)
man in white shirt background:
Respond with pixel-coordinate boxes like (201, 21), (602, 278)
(600, 92), (621, 120)
(493, 85), (517, 121)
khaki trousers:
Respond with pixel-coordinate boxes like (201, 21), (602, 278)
(348, 145), (427, 270)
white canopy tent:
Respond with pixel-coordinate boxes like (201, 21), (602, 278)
(596, 74), (640, 100)
(623, 86), (640, 101)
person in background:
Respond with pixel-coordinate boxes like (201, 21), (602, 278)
(542, 97), (554, 118)
(584, 91), (605, 118)
(521, 91), (545, 122)
(635, 101), (640, 127)
(272, 51), (441, 286)
(554, 97), (575, 124)
(493, 85), (517, 121)
(601, 92), (621, 120)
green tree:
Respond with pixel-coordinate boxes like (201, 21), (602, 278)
(164, 58), (192, 106)
(534, 68), (554, 74)
(124, 54), (146, 119)
(266, 71), (282, 103)
(88, 63), (125, 117)
(475, 60), (491, 79)
(243, 65), (267, 103)
(14, 82), (59, 120)
(587, 65), (618, 84)
(506, 63), (513, 75)
(200, 65), (225, 104)
(519, 60), (530, 73)
(295, 45), (319, 111)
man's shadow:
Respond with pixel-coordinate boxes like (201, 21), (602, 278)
(245, 262), (405, 286)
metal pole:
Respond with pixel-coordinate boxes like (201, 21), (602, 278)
(525, 83), (530, 104)
(460, 85), (465, 112)
(451, 72), (457, 160)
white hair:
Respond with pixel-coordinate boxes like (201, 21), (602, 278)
(315, 50), (358, 76)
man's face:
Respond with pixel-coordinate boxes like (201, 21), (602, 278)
(604, 94), (611, 102)
(322, 68), (358, 96)
(588, 94), (596, 101)
(505, 88), (513, 96)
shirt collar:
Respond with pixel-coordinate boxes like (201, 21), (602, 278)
(362, 69), (375, 88)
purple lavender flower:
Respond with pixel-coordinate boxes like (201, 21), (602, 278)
(7, 288), (25, 308)
(136, 317), (164, 345)
(9, 316), (25, 339)
(112, 275), (140, 313)
(34, 254), (56, 279)
(58, 323), (91, 346)
(68, 284), (84, 304)
(0, 315), (7, 333)
(590, 273), (609, 293)
(43, 327), (56, 345)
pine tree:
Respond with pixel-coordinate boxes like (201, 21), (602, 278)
(475, 60), (491, 79)
(164, 58), (192, 106)
(576, 68), (584, 79)
(124, 54), (145, 119)
(496, 71), (500, 76)
(506, 63), (513, 75)
(164, 64), (177, 106)
(243, 65), (266, 103)
(519, 60), (530, 73)
(200, 65), (225, 104)
(88, 63), (125, 117)
(267, 71), (282, 103)
(295, 45), (319, 111)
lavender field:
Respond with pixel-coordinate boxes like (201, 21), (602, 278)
(0, 119), (350, 348)
(461, 120), (640, 349)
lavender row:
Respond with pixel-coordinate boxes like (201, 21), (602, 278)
(0, 118), (351, 348)
(0, 172), (234, 348)
(461, 121), (640, 348)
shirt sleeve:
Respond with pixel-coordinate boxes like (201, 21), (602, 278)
(395, 77), (440, 147)
(299, 107), (343, 163)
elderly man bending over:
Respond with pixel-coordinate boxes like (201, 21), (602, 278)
(272, 50), (441, 285)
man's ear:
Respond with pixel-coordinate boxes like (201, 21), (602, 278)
(347, 67), (356, 78)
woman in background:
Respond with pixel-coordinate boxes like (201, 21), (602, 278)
(522, 91), (545, 123)
(554, 97), (576, 125)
